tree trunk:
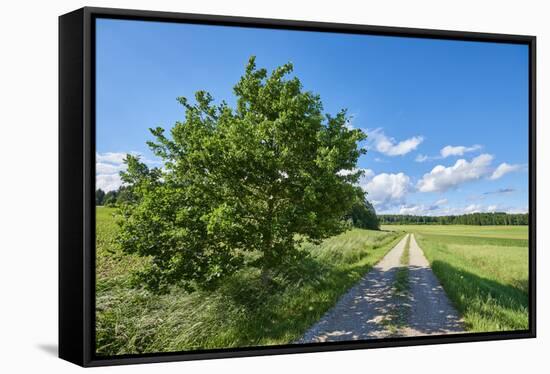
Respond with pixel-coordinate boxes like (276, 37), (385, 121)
(261, 197), (275, 286)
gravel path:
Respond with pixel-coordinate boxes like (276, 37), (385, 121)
(298, 234), (410, 343)
(402, 234), (464, 336)
(298, 233), (464, 343)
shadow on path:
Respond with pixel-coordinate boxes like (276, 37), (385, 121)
(403, 234), (464, 336)
(404, 265), (464, 335)
(298, 235), (409, 343)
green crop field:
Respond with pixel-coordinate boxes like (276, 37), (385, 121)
(381, 224), (528, 240)
(382, 224), (529, 332)
(96, 207), (404, 355)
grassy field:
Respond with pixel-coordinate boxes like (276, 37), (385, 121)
(96, 207), (404, 355)
(382, 224), (529, 332)
(382, 224), (527, 240)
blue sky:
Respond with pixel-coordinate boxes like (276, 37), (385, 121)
(96, 18), (529, 215)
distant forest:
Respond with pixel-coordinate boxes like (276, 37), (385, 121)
(379, 212), (528, 226)
(95, 187), (134, 207)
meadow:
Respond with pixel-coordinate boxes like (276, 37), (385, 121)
(382, 224), (529, 332)
(96, 207), (404, 355)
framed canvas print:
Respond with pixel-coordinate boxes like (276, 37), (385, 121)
(59, 7), (536, 367)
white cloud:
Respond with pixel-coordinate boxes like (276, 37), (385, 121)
(461, 204), (528, 215)
(415, 154), (429, 163)
(451, 203), (528, 215)
(415, 144), (482, 163)
(399, 204), (425, 215)
(440, 145), (482, 158)
(435, 198), (448, 205)
(489, 163), (522, 180)
(361, 172), (411, 209)
(504, 206), (529, 214)
(337, 168), (374, 180)
(96, 162), (126, 175)
(483, 188), (516, 195)
(337, 168), (360, 176)
(96, 173), (123, 192)
(463, 204), (483, 214)
(95, 151), (162, 192)
(367, 128), (424, 156)
(393, 201), (528, 216)
(417, 154), (494, 193)
(96, 152), (129, 165)
(335, 168), (411, 211)
(359, 168), (375, 181)
(95, 152), (130, 192)
(397, 198), (449, 216)
(398, 204), (435, 215)
(336, 169), (355, 177)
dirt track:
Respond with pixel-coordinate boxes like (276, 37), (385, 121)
(299, 233), (464, 343)
(401, 234), (464, 336)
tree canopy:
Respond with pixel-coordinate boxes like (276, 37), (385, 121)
(95, 186), (132, 207)
(95, 188), (106, 205)
(116, 57), (367, 292)
(346, 189), (380, 230)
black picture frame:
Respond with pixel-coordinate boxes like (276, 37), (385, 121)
(59, 6), (537, 367)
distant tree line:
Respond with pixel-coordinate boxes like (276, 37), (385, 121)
(379, 212), (528, 226)
(95, 186), (132, 207)
(346, 197), (380, 230)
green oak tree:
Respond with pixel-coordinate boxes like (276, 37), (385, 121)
(347, 190), (380, 230)
(103, 190), (118, 207)
(95, 188), (106, 205)
(117, 57), (367, 292)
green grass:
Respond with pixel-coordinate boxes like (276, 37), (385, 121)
(96, 207), (404, 355)
(383, 224), (529, 332)
(381, 224), (528, 240)
(394, 234), (410, 294)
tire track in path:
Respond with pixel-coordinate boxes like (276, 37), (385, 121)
(402, 234), (464, 336)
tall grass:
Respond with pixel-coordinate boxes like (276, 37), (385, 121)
(96, 207), (404, 355)
(381, 224), (528, 240)
(414, 232), (529, 332)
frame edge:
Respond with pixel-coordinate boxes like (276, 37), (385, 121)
(59, 7), (86, 367)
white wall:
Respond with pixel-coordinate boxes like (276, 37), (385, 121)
(0, 0), (546, 372)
